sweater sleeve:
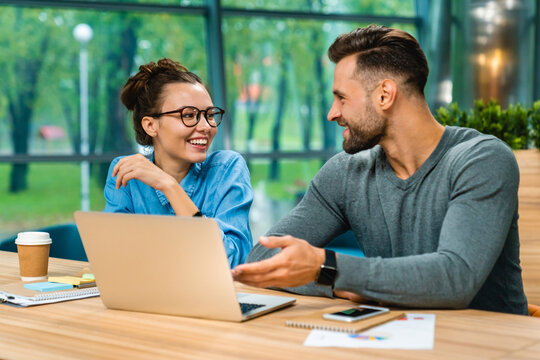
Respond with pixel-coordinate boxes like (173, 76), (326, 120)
(334, 139), (520, 308)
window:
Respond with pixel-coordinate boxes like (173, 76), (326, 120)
(0, 0), (419, 239)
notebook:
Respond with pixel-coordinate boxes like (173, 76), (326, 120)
(286, 306), (405, 334)
(0, 281), (99, 307)
(74, 211), (296, 322)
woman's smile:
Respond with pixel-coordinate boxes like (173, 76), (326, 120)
(187, 136), (209, 150)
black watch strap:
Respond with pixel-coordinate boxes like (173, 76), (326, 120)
(192, 210), (203, 217)
(316, 249), (338, 287)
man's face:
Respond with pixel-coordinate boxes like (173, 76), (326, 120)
(327, 55), (387, 154)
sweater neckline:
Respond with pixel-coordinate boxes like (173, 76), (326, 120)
(377, 127), (451, 190)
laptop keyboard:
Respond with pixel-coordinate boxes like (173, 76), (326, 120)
(240, 302), (265, 314)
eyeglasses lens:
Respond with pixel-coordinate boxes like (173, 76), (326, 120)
(180, 107), (223, 127)
(181, 107), (199, 127)
(206, 108), (223, 126)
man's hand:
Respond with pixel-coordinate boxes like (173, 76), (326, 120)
(113, 154), (175, 191)
(333, 290), (366, 303)
(231, 235), (325, 288)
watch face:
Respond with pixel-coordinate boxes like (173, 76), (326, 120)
(317, 266), (338, 286)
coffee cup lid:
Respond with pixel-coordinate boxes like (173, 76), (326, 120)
(15, 232), (52, 245)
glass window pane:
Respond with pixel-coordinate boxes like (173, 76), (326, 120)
(0, 6), (206, 157)
(222, 0), (415, 16)
(249, 158), (322, 239)
(224, 17), (417, 154)
(66, 0), (204, 5)
(0, 163), (107, 237)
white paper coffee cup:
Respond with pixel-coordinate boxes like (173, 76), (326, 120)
(16, 232), (52, 281)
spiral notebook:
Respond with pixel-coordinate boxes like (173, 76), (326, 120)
(286, 306), (404, 334)
(0, 282), (100, 307)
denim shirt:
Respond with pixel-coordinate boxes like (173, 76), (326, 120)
(103, 150), (253, 267)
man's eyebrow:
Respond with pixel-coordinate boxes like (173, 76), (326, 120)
(332, 89), (346, 98)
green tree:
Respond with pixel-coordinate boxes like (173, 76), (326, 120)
(0, 8), (61, 192)
(222, 16), (272, 152)
(95, 13), (139, 184)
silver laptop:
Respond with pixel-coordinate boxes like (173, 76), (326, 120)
(74, 211), (295, 322)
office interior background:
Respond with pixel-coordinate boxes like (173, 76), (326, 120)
(0, 0), (539, 240)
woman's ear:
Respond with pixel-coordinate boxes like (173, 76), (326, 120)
(141, 116), (158, 138)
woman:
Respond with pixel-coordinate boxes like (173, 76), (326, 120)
(103, 58), (253, 267)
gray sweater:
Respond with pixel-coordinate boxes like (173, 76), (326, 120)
(247, 126), (528, 315)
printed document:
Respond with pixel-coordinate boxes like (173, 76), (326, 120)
(304, 313), (435, 350)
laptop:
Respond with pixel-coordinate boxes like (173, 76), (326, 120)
(73, 211), (295, 322)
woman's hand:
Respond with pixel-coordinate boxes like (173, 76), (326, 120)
(112, 154), (176, 191)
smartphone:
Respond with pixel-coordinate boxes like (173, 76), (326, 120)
(322, 305), (389, 322)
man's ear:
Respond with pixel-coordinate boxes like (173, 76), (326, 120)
(141, 116), (158, 138)
(376, 79), (398, 111)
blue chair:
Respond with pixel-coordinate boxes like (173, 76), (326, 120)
(326, 230), (365, 257)
(0, 223), (87, 261)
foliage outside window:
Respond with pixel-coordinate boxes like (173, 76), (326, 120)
(435, 100), (540, 150)
(0, 7), (206, 193)
(223, 0), (415, 15)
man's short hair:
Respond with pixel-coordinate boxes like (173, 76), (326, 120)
(328, 25), (429, 96)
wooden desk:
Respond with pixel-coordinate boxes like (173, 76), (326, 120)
(1, 251), (539, 360)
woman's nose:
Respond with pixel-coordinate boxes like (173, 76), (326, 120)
(196, 112), (212, 130)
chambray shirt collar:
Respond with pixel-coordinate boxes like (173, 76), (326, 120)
(149, 152), (202, 206)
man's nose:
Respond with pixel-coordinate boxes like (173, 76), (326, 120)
(327, 102), (341, 122)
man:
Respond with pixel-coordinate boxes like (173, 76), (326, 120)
(232, 25), (528, 315)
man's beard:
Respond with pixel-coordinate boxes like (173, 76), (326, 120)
(342, 105), (386, 154)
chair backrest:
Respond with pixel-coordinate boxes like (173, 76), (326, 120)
(325, 230), (365, 257)
(0, 223), (87, 261)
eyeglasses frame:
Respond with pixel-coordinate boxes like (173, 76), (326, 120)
(149, 105), (225, 128)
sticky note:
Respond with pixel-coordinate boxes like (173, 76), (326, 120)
(24, 282), (73, 292)
(82, 273), (95, 281)
(48, 276), (94, 286)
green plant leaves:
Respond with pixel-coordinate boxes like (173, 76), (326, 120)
(435, 100), (539, 150)
(530, 101), (540, 149)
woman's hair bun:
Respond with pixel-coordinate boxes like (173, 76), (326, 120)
(121, 59), (191, 111)
(156, 58), (189, 73)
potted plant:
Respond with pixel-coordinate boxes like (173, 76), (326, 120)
(530, 101), (540, 149)
(435, 100), (535, 151)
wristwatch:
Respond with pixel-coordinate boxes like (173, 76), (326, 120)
(316, 249), (338, 287)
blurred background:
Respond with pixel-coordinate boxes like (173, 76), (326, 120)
(0, 0), (539, 240)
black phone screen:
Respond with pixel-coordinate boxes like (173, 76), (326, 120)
(331, 308), (380, 317)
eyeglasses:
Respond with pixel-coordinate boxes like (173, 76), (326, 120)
(149, 106), (225, 127)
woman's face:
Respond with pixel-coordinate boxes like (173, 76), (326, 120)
(149, 82), (218, 166)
